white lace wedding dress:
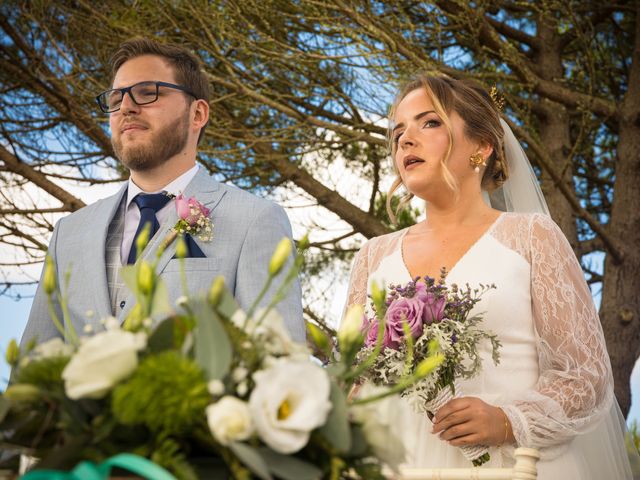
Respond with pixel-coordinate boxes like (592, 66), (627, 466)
(345, 212), (634, 479)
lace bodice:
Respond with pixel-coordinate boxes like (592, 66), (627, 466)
(345, 212), (615, 458)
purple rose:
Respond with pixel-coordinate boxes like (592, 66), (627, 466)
(422, 293), (446, 325)
(414, 283), (446, 325)
(363, 319), (394, 348)
(385, 296), (425, 347)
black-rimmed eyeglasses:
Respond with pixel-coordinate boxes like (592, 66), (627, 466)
(96, 81), (197, 113)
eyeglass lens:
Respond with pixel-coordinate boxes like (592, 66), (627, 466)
(103, 82), (159, 111)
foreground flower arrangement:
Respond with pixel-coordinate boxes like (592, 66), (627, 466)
(0, 234), (442, 480)
(354, 272), (501, 466)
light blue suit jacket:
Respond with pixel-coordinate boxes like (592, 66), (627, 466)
(21, 169), (305, 346)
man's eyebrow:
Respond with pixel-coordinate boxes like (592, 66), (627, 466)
(391, 110), (437, 133)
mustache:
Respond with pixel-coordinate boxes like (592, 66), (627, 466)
(119, 121), (150, 133)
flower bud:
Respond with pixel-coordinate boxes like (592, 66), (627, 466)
(297, 233), (310, 250)
(208, 276), (226, 307)
(175, 234), (188, 259)
(43, 255), (57, 295)
(370, 281), (387, 319)
(370, 281), (385, 305)
(123, 304), (143, 331)
(306, 322), (331, 355)
(135, 223), (152, 258)
(268, 238), (292, 276)
(137, 261), (154, 295)
(338, 304), (364, 350)
(415, 353), (445, 378)
(4, 384), (41, 403)
(5, 339), (19, 366)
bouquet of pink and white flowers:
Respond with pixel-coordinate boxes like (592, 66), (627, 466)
(355, 272), (501, 466)
(1, 232), (447, 480)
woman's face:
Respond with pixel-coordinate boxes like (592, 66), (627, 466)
(392, 87), (483, 201)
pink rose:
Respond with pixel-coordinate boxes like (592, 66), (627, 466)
(175, 194), (210, 226)
(363, 319), (394, 349)
(414, 283), (446, 325)
(385, 297), (425, 347)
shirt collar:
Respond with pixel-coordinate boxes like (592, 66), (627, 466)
(125, 164), (199, 208)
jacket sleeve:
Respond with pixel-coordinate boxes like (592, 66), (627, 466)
(20, 218), (65, 348)
(235, 201), (305, 342)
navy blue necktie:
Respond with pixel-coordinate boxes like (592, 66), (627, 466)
(127, 193), (172, 264)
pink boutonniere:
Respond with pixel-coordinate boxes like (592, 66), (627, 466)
(173, 194), (213, 242)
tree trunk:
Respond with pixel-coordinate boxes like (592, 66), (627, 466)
(534, 21), (576, 245)
(600, 5), (640, 415)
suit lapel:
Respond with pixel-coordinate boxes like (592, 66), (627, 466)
(118, 169), (226, 322)
(82, 183), (128, 322)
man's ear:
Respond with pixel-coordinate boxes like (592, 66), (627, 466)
(192, 99), (209, 130)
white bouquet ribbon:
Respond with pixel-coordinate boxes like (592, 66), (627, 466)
(425, 381), (490, 464)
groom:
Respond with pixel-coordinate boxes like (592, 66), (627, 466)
(21, 38), (305, 346)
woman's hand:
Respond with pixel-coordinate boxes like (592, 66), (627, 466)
(431, 396), (514, 447)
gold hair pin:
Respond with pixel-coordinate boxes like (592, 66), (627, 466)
(490, 85), (505, 111)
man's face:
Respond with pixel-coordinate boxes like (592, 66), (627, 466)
(109, 55), (191, 172)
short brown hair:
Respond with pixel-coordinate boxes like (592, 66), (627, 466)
(111, 37), (210, 143)
(387, 74), (508, 221)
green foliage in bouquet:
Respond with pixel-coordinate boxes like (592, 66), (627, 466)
(0, 229), (445, 480)
(111, 351), (210, 435)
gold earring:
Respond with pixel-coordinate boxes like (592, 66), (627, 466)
(469, 152), (486, 173)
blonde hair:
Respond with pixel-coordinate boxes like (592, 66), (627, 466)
(386, 74), (508, 222)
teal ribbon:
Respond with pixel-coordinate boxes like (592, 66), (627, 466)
(20, 453), (177, 480)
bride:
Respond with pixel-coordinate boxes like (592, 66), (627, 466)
(345, 74), (635, 478)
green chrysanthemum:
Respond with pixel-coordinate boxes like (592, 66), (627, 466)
(16, 356), (69, 391)
(111, 351), (210, 435)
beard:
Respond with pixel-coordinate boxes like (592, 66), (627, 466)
(112, 112), (190, 172)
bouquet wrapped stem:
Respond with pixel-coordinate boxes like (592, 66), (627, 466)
(425, 380), (490, 466)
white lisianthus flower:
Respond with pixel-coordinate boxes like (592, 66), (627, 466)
(249, 360), (332, 454)
(32, 337), (74, 359)
(253, 308), (294, 355)
(206, 396), (254, 445)
(62, 328), (146, 400)
(233, 309), (308, 359)
(349, 384), (406, 470)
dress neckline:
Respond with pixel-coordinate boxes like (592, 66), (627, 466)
(399, 212), (506, 280)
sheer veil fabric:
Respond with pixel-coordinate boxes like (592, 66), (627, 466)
(344, 120), (637, 478)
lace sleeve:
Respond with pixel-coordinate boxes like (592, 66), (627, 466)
(345, 240), (371, 311)
(502, 214), (614, 451)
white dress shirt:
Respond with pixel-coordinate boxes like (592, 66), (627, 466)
(120, 164), (199, 264)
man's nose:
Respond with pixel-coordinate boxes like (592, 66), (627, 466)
(119, 91), (140, 114)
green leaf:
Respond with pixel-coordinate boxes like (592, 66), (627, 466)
(192, 298), (232, 380)
(0, 394), (10, 423)
(120, 265), (140, 298)
(325, 363), (346, 377)
(257, 447), (322, 480)
(347, 424), (368, 457)
(215, 286), (241, 319)
(150, 277), (172, 318)
(318, 380), (351, 454)
(229, 442), (272, 480)
(147, 317), (179, 353)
